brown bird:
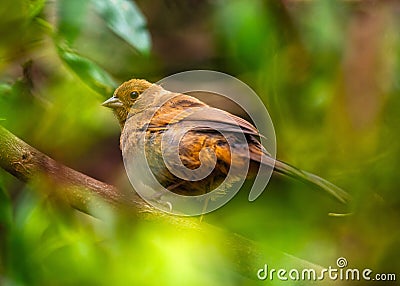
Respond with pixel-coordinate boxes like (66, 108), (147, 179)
(103, 79), (349, 203)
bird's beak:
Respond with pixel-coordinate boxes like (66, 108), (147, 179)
(102, 96), (123, 108)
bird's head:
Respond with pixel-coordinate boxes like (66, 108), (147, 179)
(102, 79), (152, 127)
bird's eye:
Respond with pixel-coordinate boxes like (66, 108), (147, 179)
(130, 91), (139, 99)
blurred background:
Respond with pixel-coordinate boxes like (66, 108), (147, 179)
(0, 0), (399, 285)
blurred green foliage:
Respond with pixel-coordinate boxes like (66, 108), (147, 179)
(1, 0), (400, 285)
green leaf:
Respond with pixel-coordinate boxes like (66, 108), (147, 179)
(57, 0), (90, 44)
(0, 84), (12, 120)
(57, 43), (117, 96)
(91, 0), (151, 54)
(0, 186), (12, 229)
(0, 83), (12, 95)
(23, 0), (47, 18)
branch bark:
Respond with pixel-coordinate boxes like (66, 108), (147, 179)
(0, 125), (152, 214)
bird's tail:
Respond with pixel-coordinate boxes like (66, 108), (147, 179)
(260, 155), (350, 204)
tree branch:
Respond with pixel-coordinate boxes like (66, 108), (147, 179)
(0, 125), (152, 214)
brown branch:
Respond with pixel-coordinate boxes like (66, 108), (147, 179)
(0, 125), (152, 215)
(0, 125), (327, 280)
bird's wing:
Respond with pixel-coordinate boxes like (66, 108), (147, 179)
(147, 99), (263, 138)
(181, 110), (262, 137)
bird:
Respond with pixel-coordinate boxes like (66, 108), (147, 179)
(102, 79), (350, 204)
